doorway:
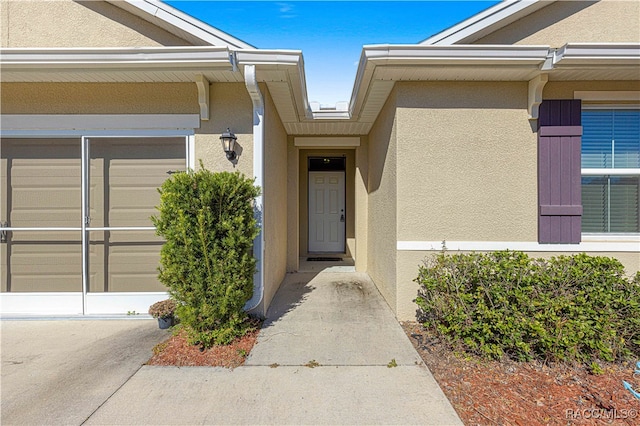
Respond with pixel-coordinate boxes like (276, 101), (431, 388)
(308, 157), (346, 253)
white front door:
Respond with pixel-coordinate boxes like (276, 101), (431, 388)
(308, 171), (345, 253)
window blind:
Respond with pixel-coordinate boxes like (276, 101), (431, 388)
(581, 109), (640, 233)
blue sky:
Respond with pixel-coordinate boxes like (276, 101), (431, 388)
(166, 1), (499, 106)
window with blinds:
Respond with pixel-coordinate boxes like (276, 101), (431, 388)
(581, 109), (640, 233)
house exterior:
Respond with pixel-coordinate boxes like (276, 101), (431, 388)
(1, 0), (639, 320)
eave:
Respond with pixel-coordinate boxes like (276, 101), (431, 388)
(0, 47), (236, 82)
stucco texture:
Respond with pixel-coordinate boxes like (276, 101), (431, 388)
(195, 83), (253, 177)
(394, 81), (538, 243)
(261, 85), (289, 314)
(543, 81), (640, 99)
(474, 0), (640, 46)
(366, 88), (398, 311)
(0, 83), (198, 115)
(1, 0), (192, 48)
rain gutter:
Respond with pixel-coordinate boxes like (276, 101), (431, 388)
(243, 64), (265, 312)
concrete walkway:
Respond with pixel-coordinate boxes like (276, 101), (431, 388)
(0, 319), (167, 425)
(84, 271), (463, 425)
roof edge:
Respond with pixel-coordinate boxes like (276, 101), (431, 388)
(420, 0), (553, 46)
(106, 0), (255, 49)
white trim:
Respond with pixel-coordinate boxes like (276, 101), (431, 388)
(528, 74), (548, 120)
(1, 129), (194, 137)
(0, 46), (232, 69)
(187, 134), (196, 170)
(397, 240), (640, 253)
(554, 43), (640, 67)
(420, 0), (549, 45)
(0, 292), (170, 315)
(581, 168), (640, 176)
(583, 234), (640, 242)
(85, 292), (169, 315)
(195, 74), (210, 121)
(1, 114), (200, 131)
(1, 293), (83, 315)
(85, 227), (155, 232)
(575, 91), (640, 102)
(107, 0), (254, 50)
(294, 137), (360, 147)
(363, 44), (550, 65)
(244, 65), (265, 312)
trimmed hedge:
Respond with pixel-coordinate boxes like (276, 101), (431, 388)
(152, 168), (260, 347)
(415, 251), (640, 364)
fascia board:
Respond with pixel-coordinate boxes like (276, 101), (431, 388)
(420, 0), (550, 46)
(0, 47), (232, 69)
(553, 43), (640, 66)
(364, 44), (550, 65)
(348, 43), (550, 123)
(348, 49), (376, 118)
(108, 0), (255, 49)
(236, 49), (313, 120)
(235, 50), (304, 67)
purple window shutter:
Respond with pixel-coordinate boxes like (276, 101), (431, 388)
(538, 100), (582, 244)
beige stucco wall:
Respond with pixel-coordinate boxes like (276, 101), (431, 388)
(195, 83), (253, 177)
(543, 81), (640, 99)
(286, 137), (300, 271)
(366, 88), (398, 311)
(1, 0), (192, 48)
(475, 0), (640, 46)
(0, 82), (198, 114)
(394, 81), (538, 243)
(260, 85), (288, 314)
(386, 80), (640, 320)
(354, 140), (369, 272)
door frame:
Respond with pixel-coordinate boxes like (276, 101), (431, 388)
(307, 156), (346, 254)
(1, 130), (194, 315)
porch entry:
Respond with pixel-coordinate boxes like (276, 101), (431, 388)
(308, 157), (346, 253)
(1, 136), (186, 314)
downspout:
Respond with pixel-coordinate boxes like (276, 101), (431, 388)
(244, 64), (265, 312)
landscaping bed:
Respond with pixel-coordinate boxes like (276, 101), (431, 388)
(147, 326), (260, 368)
(402, 321), (640, 426)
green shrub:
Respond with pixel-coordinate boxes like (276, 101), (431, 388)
(152, 167), (260, 347)
(415, 251), (640, 364)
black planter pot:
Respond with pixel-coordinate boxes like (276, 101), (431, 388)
(157, 317), (173, 329)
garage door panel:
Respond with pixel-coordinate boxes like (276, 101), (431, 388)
(2, 136), (184, 298)
(88, 137), (183, 293)
(108, 246), (165, 292)
(1, 138), (81, 293)
(7, 242), (81, 292)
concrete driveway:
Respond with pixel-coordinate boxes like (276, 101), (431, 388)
(0, 319), (167, 425)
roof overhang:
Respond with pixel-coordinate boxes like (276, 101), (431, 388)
(549, 43), (640, 80)
(345, 42), (640, 132)
(0, 46), (313, 127)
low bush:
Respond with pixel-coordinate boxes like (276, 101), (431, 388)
(152, 167), (260, 347)
(415, 251), (640, 364)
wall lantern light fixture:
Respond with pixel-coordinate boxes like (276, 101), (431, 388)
(220, 128), (237, 161)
